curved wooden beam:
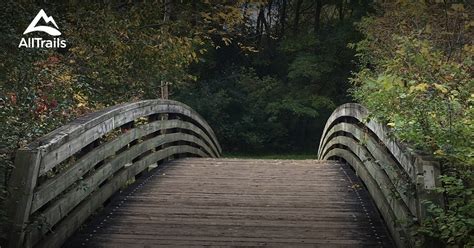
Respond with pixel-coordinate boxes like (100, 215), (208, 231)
(319, 122), (416, 215)
(318, 103), (417, 179)
(6, 100), (221, 248)
(318, 103), (443, 248)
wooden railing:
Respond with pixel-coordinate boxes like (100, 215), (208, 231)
(6, 100), (221, 248)
(318, 103), (443, 248)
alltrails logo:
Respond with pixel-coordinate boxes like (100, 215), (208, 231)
(19, 9), (66, 48)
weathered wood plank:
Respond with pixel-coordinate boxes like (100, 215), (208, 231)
(322, 132), (416, 218)
(318, 103), (444, 248)
(324, 149), (404, 248)
(27, 146), (206, 247)
(38, 100), (220, 176)
(65, 158), (394, 248)
(31, 119), (218, 214)
(6, 100), (221, 248)
(6, 149), (41, 248)
(318, 103), (417, 180)
(70, 233), (386, 247)
(26, 138), (208, 245)
(320, 123), (412, 188)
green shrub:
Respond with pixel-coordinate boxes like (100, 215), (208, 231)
(351, 2), (473, 246)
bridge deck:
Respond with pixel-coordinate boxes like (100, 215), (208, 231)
(66, 158), (393, 247)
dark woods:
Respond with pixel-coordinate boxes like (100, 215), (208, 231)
(175, 0), (370, 153)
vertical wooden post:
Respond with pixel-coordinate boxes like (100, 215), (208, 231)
(414, 156), (443, 221)
(7, 148), (42, 248)
(161, 81), (169, 100)
(160, 80), (170, 159)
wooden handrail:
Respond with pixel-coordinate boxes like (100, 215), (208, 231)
(318, 103), (443, 248)
(6, 99), (221, 248)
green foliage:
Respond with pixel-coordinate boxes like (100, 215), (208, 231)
(352, 37), (473, 164)
(0, 2), (80, 232)
(176, 0), (369, 153)
(351, 2), (473, 246)
(64, 2), (202, 106)
(176, 68), (336, 153)
(287, 54), (333, 81)
(420, 175), (474, 247)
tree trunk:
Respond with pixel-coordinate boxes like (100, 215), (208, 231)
(293, 0), (303, 35)
(314, 0), (322, 33)
(267, 0), (273, 29)
(163, 0), (173, 23)
(191, 0), (197, 26)
(256, 6), (269, 44)
(338, 0), (344, 21)
(280, 0), (287, 37)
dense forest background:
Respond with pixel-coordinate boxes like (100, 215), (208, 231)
(1, 0), (472, 246)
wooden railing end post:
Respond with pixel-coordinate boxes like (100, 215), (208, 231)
(6, 148), (41, 248)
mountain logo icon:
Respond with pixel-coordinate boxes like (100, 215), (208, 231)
(23, 9), (61, 36)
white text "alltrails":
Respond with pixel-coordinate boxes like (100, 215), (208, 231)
(18, 37), (66, 48)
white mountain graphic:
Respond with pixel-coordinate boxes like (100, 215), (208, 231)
(23, 9), (61, 36)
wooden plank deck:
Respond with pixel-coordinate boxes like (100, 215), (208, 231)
(65, 158), (394, 247)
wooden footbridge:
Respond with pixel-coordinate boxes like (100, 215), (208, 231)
(4, 100), (443, 248)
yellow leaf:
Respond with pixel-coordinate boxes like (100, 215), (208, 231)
(434, 83), (448, 94)
(74, 93), (88, 108)
(434, 149), (445, 156)
(410, 83), (429, 92)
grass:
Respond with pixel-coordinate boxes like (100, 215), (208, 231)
(222, 152), (318, 160)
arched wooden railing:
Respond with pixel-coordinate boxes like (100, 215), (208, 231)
(6, 100), (221, 248)
(318, 103), (443, 248)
